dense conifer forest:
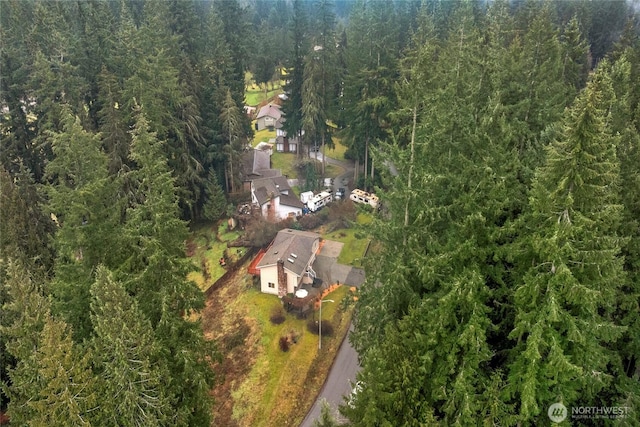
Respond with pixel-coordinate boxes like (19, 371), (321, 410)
(1, 0), (639, 425)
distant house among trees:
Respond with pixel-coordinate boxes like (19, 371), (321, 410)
(255, 103), (283, 131)
(275, 135), (299, 153)
(240, 147), (277, 192)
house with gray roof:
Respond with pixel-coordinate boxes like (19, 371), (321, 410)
(255, 103), (283, 131)
(256, 229), (321, 296)
(240, 148), (277, 192)
(250, 175), (304, 221)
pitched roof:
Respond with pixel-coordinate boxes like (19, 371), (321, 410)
(252, 175), (291, 205)
(240, 149), (271, 180)
(279, 192), (305, 209)
(256, 104), (282, 121)
(257, 229), (320, 276)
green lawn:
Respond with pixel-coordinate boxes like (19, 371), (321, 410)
(231, 285), (351, 427)
(187, 220), (246, 291)
(324, 228), (370, 267)
(245, 87), (282, 107)
(270, 152), (298, 178)
(253, 127), (276, 144)
(326, 137), (348, 161)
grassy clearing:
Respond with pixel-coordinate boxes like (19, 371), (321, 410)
(245, 87), (282, 106)
(230, 285), (352, 427)
(323, 212), (373, 266)
(271, 152), (298, 178)
(324, 228), (370, 266)
(327, 137), (348, 161)
(252, 127), (277, 144)
(187, 220), (247, 291)
(218, 221), (240, 243)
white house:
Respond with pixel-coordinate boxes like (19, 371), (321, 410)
(251, 175), (304, 221)
(256, 229), (321, 296)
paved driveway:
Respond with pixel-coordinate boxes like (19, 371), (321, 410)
(312, 240), (365, 288)
(301, 240), (364, 427)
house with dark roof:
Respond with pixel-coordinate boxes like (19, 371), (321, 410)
(240, 148), (275, 192)
(250, 175), (304, 221)
(255, 103), (283, 131)
(256, 229), (321, 296)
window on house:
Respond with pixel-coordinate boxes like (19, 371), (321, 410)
(268, 282), (275, 288)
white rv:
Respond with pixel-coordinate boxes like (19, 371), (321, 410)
(307, 191), (333, 212)
(349, 189), (379, 209)
(300, 191), (315, 204)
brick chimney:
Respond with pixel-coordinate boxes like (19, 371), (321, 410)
(277, 259), (287, 297)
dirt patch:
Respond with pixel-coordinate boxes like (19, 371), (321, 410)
(186, 238), (197, 257)
(203, 260), (258, 427)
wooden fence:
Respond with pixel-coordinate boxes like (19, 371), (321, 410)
(204, 246), (257, 298)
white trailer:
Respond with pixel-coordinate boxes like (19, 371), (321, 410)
(300, 191), (315, 204)
(307, 191), (333, 212)
(349, 189), (379, 209)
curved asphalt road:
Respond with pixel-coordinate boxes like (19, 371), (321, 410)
(299, 323), (360, 427)
(312, 152), (354, 196)
(300, 153), (360, 427)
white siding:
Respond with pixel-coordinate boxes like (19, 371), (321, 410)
(259, 265), (279, 295)
(286, 270), (300, 294)
(276, 203), (302, 220)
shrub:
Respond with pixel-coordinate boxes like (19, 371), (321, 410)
(223, 320), (250, 351)
(279, 336), (290, 352)
(328, 199), (356, 228)
(244, 216), (278, 247)
(270, 307), (286, 325)
(307, 319), (334, 336)
(299, 214), (323, 230)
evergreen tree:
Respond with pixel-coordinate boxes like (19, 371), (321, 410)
(340, 0), (399, 188)
(605, 46), (640, 406)
(120, 106), (216, 426)
(24, 317), (97, 427)
(507, 62), (627, 422)
(198, 5), (234, 218)
(202, 169), (227, 222)
(44, 109), (121, 341)
(96, 67), (130, 174)
(219, 88), (244, 194)
(302, 0), (338, 173)
(90, 266), (171, 427)
(560, 15), (591, 92)
(282, 0), (309, 160)
(2, 260), (96, 426)
(313, 399), (342, 427)
(0, 1), (40, 178)
(0, 165), (54, 272)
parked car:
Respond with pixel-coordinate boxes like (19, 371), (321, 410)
(336, 187), (346, 199)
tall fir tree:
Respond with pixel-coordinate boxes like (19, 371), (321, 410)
(2, 260), (96, 426)
(120, 106), (216, 426)
(506, 62), (627, 423)
(281, 0), (309, 160)
(44, 108), (121, 341)
(90, 266), (171, 427)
